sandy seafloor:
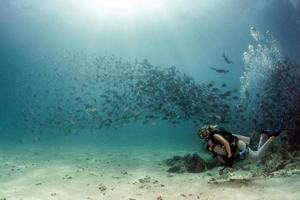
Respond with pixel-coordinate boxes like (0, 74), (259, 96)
(0, 144), (299, 200)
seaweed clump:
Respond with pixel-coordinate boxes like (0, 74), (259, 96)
(164, 153), (217, 173)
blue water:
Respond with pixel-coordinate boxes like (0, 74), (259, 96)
(0, 0), (299, 149)
(1, 1), (300, 200)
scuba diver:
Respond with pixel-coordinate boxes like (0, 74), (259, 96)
(198, 120), (283, 169)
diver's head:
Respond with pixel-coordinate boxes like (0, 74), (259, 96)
(197, 124), (219, 140)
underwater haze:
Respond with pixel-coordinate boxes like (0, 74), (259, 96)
(0, 1), (300, 200)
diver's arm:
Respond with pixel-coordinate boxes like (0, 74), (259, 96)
(213, 134), (232, 157)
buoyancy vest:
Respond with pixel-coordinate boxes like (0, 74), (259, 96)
(207, 129), (239, 156)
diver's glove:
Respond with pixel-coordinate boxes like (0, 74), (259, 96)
(224, 156), (234, 168)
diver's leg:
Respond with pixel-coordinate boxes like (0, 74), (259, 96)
(247, 137), (274, 161)
(257, 134), (265, 150)
(247, 149), (258, 161)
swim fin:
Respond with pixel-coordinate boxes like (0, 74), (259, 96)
(261, 118), (284, 138)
